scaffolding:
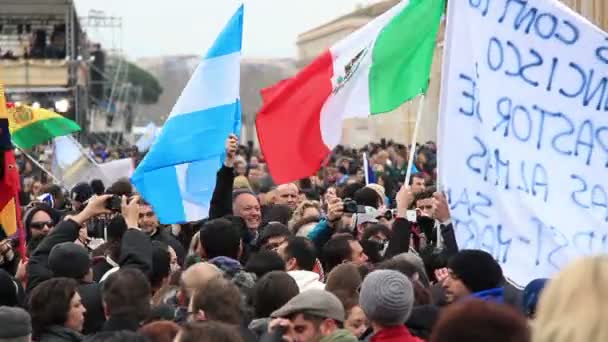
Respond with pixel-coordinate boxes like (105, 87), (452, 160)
(79, 9), (140, 147)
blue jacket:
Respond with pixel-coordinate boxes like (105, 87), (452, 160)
(470, 287), (505, 302)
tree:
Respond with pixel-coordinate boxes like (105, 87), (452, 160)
(126, 61), (163, 104)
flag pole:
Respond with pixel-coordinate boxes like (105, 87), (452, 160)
(363, 152), (370, 185)
(404, 93), (426, 187)
(16, 146), (65, 188)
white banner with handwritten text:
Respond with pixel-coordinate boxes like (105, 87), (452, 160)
(439, 0), (608, 286)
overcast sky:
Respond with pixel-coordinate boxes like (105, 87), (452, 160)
(74, 0), (380, 60)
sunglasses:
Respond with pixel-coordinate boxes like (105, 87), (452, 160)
(30, 221), (53, 230)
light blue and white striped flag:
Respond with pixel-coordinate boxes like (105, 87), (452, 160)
(131, 4), (243, 224)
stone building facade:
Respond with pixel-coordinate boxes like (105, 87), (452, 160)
(296, 0), (608, 147)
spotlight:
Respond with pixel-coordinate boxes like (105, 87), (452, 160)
(54, 99), (70, 113)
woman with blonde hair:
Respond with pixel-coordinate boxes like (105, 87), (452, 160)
(288, 200), (321, 230)
(533, 256), (608, 342)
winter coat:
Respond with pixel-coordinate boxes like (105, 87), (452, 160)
(210, 256), (257, 324)
(248, 318), (270, 339)
(288, 270), (325, 292)
(366, 326), (423, 342)
(319, 329), (358, 342)
(27, 218), (153, 335)
(38, 325), (83, 342)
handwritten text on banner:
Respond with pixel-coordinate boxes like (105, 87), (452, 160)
(439, 0), (608, 286)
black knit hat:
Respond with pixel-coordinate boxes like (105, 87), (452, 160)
(49, 242), (91, 279)
(71, 182), (94, 204)
(448, 250), (503, 293)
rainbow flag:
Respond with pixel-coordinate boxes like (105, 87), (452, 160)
(6, 103), (80, 149)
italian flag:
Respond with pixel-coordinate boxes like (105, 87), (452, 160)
(6, 103), (81, 149)
(256, 0), (444, 184)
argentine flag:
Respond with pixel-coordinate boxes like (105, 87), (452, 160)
(131, 4), (243, 224)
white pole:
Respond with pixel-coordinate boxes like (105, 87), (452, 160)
(16, 146), (66, 188)
(404, 94), (426, 187)
(363, 152), (370, 185)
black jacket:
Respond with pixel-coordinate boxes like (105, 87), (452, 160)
(150, 228), (185, 265)
(27, 219), (153, 335)
(209, 165), (235, 220)
(101, 314), (141, 332)
(38, 325), (83, 342)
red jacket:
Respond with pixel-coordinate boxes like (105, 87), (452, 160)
(370, 326), (423, 342)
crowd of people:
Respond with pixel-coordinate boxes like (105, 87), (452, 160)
(0, 135), (605, 342)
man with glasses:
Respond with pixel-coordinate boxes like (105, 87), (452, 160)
(23, 204), (58, 255)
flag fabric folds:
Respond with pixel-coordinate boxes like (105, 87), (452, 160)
(131, 4), (244, 224)
(52, 136), (107, 190)
(6, 103), (81, 149)
(256, 0), (444, 184)
(0, 83), (25, 257)
(136, 122), (161, 153)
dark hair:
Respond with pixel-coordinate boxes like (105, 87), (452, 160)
(354, 187), (382, 209)
(138, 320), (180, 342)
(177, 321), (243, 342)
(361, 224), (392, 241)
(199, 219), (241, 260)
(258, 222), (291, 248)
(325, 263), (362, 298)
(191, 277), (241, 325)
(245, 250), (286, 278)
(377, 258), (419, 279)
(322, 236), (356, 273)
(261, 204), (291, 226)
(106, 179), (133, 197)
(430, 300), (531, 342)
(420, 247), (449, 283)
(232, 189), (256, 203)
(332, 289), (359, 313)
(409, 173), (426, 185)
(284, 237), (316, 271)
(340, 183), (364, 200)
(90, 179), (106, 196)
(83, 331), (150, 342)
(292, 216), (321, 236)
(151, 241), (171, 290)
(412, 189), (434, 209)
(45, 184), (63, 198)
(29, 277), (79, 337)
(253, 271), (299, 318)
(102, 268), (151, 321)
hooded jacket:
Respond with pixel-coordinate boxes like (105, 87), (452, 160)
(288, 270), (325, 292)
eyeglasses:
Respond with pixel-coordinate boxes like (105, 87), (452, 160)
(30, 221), (53, 230)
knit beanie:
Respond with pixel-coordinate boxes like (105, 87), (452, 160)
(448, 250), (503, 293)
(359, 270), (414, 326)
(0, 306), (31, 338)
(49, 242), (91, 279)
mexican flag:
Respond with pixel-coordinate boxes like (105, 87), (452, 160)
(256, 0), (444, 184)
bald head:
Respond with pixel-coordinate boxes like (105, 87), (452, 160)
(276, 183), (299, 210)
(180, 263), (221, 298)
(233, 192), (261, 230)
